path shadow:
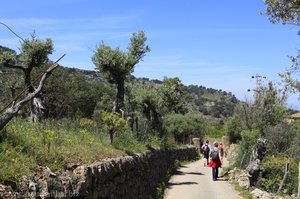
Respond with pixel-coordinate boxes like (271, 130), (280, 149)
(173, 170), (203, 176)
(178, 165), (188, 168)
(167, 181), (198, 188)
(216, 178), (228, 181)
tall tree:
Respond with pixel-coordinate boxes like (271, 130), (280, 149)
(264, 0), (300, 25)
(92, 31), (150, 115)
(264, 1), (300, 98)
(0, 32), (54, 122)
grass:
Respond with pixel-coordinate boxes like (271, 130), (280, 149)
(231, 181), (253, 199)
(154, 160), (181, 199)
(0, 118), (162, 184)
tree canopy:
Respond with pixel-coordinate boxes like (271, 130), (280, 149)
(92, 31), (150, 114)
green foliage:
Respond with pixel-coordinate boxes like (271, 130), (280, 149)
(0, 141), (35, 184)
(264, 123), (295, 155)
(42, 129), (57, 152)
(19, 32), (53, 68)
(0, 51), (15, 65)
(264, 0), (300, 25)
(206, 125), (225, 138)
(134, 84), (163, 134)
(224, 116), (243, 144)
(185, 84), (238, 118)
(234, 129), (260, 168)
(154, 160), (180, 199)
(259, 156), (298, 195)
(288, 127), (300, 162)
(264, 0), (300, 105)
(0, 118), (126, 181)
(112, 130), (159, 153)
(92, 30), (150, 113)
(101, 112), (129, 144)
(160, 77), (187, 114)
(44, 67), (104, 118)
(164, 113), (208, 144)
(255, 82), (287, 132)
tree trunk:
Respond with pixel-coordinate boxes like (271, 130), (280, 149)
(278, 159), (289, 193)
(30, 96), (45, 123)
(115, 80), (125, 116)
(246, 138), (267, 186)
(0, 55), (64, 132)
(109, 130), (114, 144)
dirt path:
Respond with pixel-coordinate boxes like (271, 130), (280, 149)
(163, 158), (242, 199)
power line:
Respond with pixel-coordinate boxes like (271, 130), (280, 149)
(0, 22), (26, 43)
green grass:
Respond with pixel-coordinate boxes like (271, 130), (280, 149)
(0, 118), (162, 184)
(229, 180), (252, 199)
(154, 160), (181, 199)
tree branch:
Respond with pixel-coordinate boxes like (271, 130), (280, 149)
(0, 54), (65, 131)
(3, 62), (25, 71)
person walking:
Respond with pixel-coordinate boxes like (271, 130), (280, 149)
(208, 141), (222, 181)
(201, 140), (211, 166)
(218, 142), (224, 163)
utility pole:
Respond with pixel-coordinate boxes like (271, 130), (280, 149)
(248, 74), (266, 97)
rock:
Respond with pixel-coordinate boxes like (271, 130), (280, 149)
(0, 184), (17, 199)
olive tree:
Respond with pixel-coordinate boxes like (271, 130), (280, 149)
(92, 31), (150, 116)
(0, 32), (54, 122)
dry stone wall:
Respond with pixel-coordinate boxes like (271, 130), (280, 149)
(0, 147), (197, 199)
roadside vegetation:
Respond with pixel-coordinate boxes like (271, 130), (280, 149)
(1, 3), (300, 195)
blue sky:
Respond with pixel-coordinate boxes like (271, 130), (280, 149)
(1, 0), (299, 109)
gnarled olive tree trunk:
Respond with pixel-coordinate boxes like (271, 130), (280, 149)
(0, 55), (64, 132)
(246, 138), (267, 186)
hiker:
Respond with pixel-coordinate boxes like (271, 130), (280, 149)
(208, 141), (222, 181)
(201, 140), (211, 166)
(218, 142), (224, 163)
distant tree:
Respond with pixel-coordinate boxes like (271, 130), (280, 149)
(264, 123), (295, 155)
(135, 84), (163, 135)
(224, 116), (244, 143)
(160, 77), (187, 114)
(164, 113), (208, 144)
(44, 69), (103, 118)
(252, 82), (287, 134)
(92, 31), (150, 115)
(234, 81), (287, 134)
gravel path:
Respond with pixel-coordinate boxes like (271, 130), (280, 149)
(163, 158), (242, 199)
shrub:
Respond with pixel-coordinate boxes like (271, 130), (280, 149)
(259, 156), (298, 195)
(224, 116), (243, 144)
(234, 129), (260, 168)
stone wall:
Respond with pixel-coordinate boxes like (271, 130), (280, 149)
(0, 147), (197, 199)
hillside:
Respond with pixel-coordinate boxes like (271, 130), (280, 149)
(0, 45), (239, 120)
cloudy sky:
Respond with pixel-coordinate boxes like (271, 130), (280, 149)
(1, 0), (299, 109)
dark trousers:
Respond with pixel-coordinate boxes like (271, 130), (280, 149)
(212, 167), (219, 180)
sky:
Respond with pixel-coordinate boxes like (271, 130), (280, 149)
(1, 0), (299, 110)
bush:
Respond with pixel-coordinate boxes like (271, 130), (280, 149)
(234, 129), (260, 168)
(206, 125), (225, 138)
(224, 116), (243, 144)
(264, 123), (295, 155)
(259, 156), (298, 195)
